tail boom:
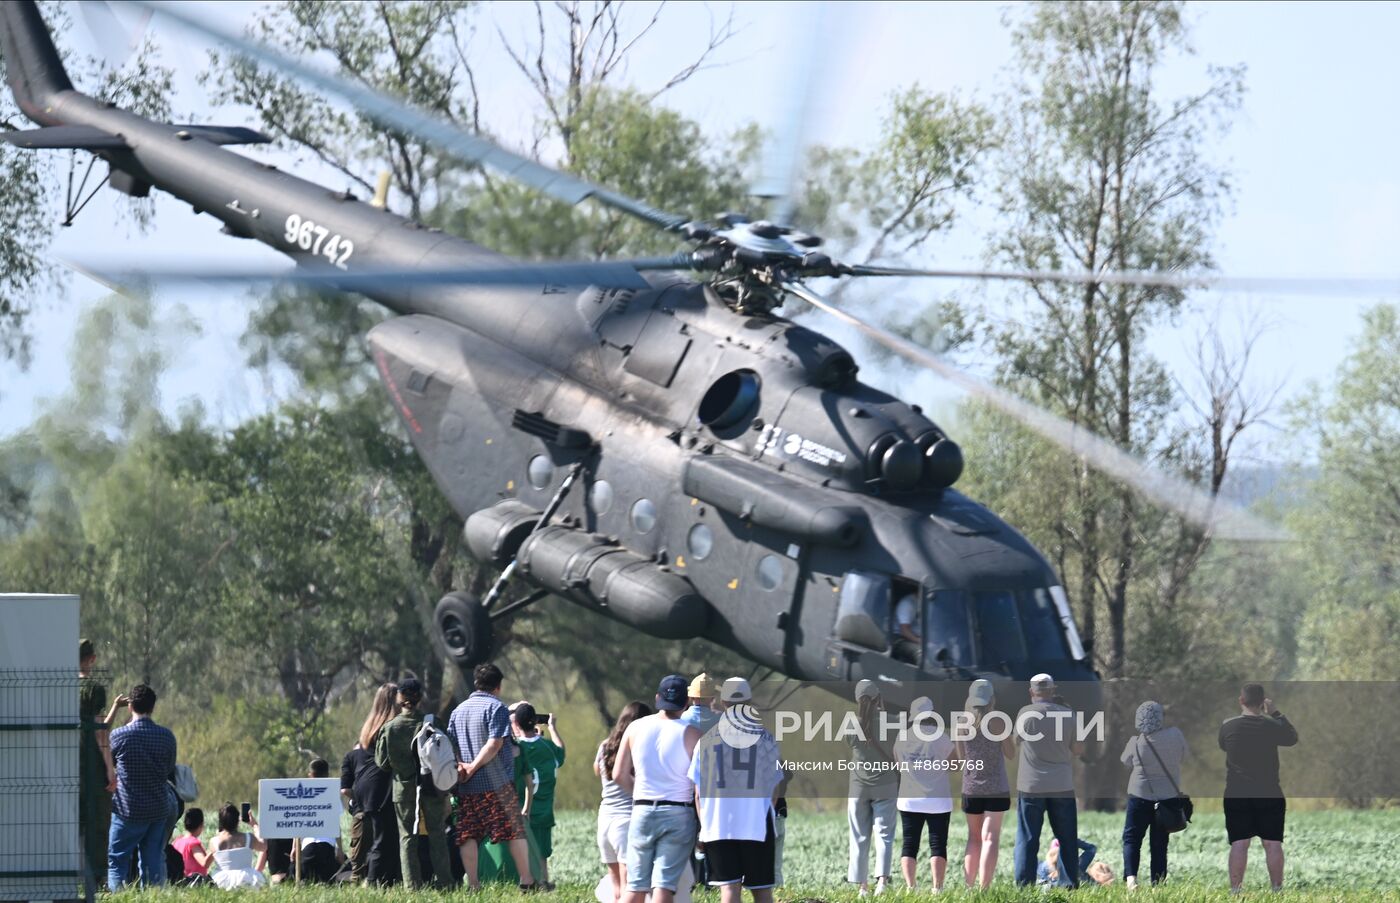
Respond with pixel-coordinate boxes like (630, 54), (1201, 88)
(0, 0), (507, 317)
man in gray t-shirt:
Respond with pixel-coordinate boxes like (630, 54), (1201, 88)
(1012, 674), (1083, 887)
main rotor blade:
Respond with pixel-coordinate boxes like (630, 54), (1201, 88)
(128, 1), (690, 232)
(782, 281), (1289, 543)
(61, 256), (685, 294)
(748, 1), (832, 226)
(846, 265), (1400, 296)
(80, 1), (150, 70)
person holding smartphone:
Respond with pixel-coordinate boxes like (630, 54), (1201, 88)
(208, 802), (266, 889)
(78, 639), (126, 887)
(511, 702), (566, 888)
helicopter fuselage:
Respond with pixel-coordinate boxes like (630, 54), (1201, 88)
(2, 1), (1097, 695)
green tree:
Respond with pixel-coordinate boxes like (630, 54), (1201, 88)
(974, 1), (1244, 677)
(0, 3), (173, 363)
(81, 445), (225, 687)
(1291, 304), (1400, 680)
(165, 401), (431, 711)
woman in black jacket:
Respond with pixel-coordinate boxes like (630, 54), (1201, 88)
(345, 683), (400, 885)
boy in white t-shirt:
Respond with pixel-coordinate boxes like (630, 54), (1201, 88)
(688, 678), (783, 903)
(892, 697), (954, 891)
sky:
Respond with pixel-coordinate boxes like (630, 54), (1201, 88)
(2, 0), (1398, 459)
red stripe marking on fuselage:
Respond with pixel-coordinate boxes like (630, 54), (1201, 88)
(375, 349), (423, 434)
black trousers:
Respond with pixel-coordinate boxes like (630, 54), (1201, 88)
(365, 803), (401, 886)
(900, 810), (951, 859)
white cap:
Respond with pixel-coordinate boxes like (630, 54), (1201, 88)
(720, 677), (752, 703)
(965, 679), (994, 708)
(910, 696), (934, 718)
(855, 679), (879, 701)
(1030, 673), (1056, 692)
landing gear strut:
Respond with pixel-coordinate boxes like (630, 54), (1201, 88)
(435, 461), (585, 669)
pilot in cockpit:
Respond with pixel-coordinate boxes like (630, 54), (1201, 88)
(892, 593), (921, 664)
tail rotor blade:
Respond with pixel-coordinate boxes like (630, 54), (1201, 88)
(781, 281), (1288, 543)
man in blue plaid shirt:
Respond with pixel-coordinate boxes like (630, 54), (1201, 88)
(107, 684), (176, 890)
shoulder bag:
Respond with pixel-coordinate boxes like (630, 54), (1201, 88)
(1138, 734), (1192, 833)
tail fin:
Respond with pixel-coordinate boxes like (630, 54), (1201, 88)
(1, 0), (75, 126)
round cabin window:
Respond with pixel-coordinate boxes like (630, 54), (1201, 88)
(589, 480), (614, 514)
(630, 498), (658, 534)
(756, 554), (784, 591)
(687, 524), (714, 560)
(526, 455), (553, 489)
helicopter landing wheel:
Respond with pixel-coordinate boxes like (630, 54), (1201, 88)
(435, 591), (494, 669)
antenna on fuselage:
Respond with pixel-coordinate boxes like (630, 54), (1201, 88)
(370, 171), (391, 210)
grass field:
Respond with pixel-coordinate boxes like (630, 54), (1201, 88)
(127, 809), (1399, 902)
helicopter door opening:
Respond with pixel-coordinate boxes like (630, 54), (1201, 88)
(889, 577), (922, 665)
(832, 570), (891, 652)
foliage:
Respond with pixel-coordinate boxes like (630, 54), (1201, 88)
(1289, 304), (1400, 680)
(203, 0), (479, 220)
(856, 87), (994, 264)
(435, 86), (757, 260)
(966, 1), (1248, 678)
(0, 1), (174, 364)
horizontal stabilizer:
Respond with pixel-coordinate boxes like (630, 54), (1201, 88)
(0, 123), (271, 150)
(0, 124), (125, 149)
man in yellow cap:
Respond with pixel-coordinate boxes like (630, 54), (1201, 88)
(681, 674), (721, 733)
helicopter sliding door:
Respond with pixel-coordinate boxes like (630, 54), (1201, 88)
(723, 530), (805, 673)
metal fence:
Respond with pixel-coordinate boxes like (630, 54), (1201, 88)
(0, 669), (92, 902)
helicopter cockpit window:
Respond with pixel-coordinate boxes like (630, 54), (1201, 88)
(974, 590), (1028, 668)
(924, 589), (974, 669)
(833, 570), (891, 652)
(1018, 587), (1070, 662)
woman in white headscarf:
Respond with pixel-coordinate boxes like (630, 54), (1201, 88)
(1120, 700), (1187, 888)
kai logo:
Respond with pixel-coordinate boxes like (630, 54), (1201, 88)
(273, 783), (328, 801)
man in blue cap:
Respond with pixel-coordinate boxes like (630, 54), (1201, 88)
(612, 675), (703, 903)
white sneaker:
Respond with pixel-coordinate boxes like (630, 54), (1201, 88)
(1126, 876), (1139, 892)
(874, 879), (889, 896)
(857, 886), (870, 898)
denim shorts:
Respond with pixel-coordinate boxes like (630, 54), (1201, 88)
(625, 803), (698, 892)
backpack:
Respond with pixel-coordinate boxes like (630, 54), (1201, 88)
(171, 764), (199, 802)
(414, 721), (458, 793)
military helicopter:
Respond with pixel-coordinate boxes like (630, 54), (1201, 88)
(3, 1), (1304, 706)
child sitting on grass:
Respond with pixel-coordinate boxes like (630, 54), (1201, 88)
(172, 808), (211, 884)
(1039, 838), (1115, 887)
